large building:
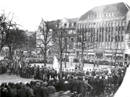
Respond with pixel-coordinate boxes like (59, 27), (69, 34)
(76, 2), (130, 64)
(52, 18), (78, 62)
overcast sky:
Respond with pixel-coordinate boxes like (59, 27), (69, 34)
(0, 0), (130, 31)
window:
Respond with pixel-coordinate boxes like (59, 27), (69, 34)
(108, 34), (110, 42)
(100, 27), (102, 32)
(112, 12), (114, 16)
(88, 28), (90, 32)
(97, 14), (99, 18)
(74, 22), (76, 27)
(101, 14), (104, 18)
(93, 28), (95, 32)
(69, 23), (71, 27)
(122, 26), (124, 31)
(105, 32), (107, 42)
(116, 26), (118, 31)
(111, 27), (113, 32)
(109, 13), (111, 17)
(99, 14), (101, 18)
(72, 22), (74, 27)
(102, 31), (104, 42)
(102, 27), (104, 32)
(106, 13), (108, 17)
(88, 15), (90, 19)
(121, 35), (124, 41)
(119, 26), (121, 31)
(93, 15), (95, 18)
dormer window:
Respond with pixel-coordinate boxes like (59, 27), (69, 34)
(74, 22), (76, 27)
(90, 15), (92, 19)
(101, 14), (104, 18)
(88, 15), (90, 19)
(97, 14), (99, 18)
(99, 14), (101, 18)
(112, 12), (114, 16)
(93, 15), (95, 18)
(106, 13), (108, 17)
(72, 22), (74, 27)
(109, 13), (111, 17)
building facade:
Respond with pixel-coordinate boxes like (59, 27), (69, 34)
(52, 18), (78, 62)
(76, 2), (130, 64)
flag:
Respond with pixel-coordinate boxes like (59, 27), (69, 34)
(53, 56), (60, 73)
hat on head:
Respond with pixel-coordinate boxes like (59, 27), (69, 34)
(42, 82), (48, 86)
(36, 82), (41, 87)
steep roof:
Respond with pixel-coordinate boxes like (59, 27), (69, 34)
(79, 2), (130, 21)
(26, 31), (36, 36)
(67, 18), (79, 22)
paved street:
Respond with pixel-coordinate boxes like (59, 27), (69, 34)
(31, 62), (112, 70)
(0, 62), (112, 85)
(0, 73), (40, 85)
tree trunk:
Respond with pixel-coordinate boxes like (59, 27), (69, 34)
(65, 38), (67, 68)
(8, 44), (12, 60)
(81, 31), (84, 68)
(59, 50), (62, 79)
(44, 47), (47, 67)
(81, 45), (84, 68)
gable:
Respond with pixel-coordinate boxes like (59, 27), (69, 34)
(79, 2), (129, 21)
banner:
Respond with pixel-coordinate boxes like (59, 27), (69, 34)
(53, 56), (60, 73)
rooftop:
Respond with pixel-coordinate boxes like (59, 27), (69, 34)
(67, 17), (79, 22)
(79, 2), (130, 21)
(26, 31), (36, 36)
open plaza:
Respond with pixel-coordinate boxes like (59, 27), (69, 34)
(1, 1), (130, 97)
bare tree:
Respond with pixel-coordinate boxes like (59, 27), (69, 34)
(0, 12), (8, 51)
(37, 19), (53, 67)
(0, 12), (19, 59)
(52, 24), (73, 77)
(76, 28), (87, 68)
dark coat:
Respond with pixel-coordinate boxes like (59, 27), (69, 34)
(34, 87), (43, 97)
(47, 85), (56, 95)
(41, 86), (48, 97)
(17, 87), (29, 97)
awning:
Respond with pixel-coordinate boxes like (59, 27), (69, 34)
(105, 54), (112, 56)
(87, 53), (95, 55)
(105, 54), (112, 57)
(124, 49), (130, 54)
(116, 54), (123, 57)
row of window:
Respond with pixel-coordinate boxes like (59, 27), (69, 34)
(77, 26), (124, 32)
(87, 12), (115, 19)
(77, 26), (125, 43)
(78, 35), (124, 43)
(77, 21), (125, 28)
(76, 42), (124, 49)
(69, 22), (76, 27)
(77, 35), (124, 43)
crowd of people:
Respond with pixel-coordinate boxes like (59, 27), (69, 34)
(0, 59), (128, 97)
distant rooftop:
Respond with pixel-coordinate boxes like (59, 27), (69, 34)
(26, 31), (36, 36)
(79, 2), (130, 21)
(67, 17), (79, 22)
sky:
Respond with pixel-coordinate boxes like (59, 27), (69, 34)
(0, 0), (130, 31)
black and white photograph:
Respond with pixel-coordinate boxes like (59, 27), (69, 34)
(0, 0), (130, 97)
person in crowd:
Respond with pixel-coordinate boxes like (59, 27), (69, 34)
(33, 82), (43, 97)
(17, 83), (29, 97)
(41, 82), (48, 97)
(0, 58), (128, 97)
(47, 82), (56, 97)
